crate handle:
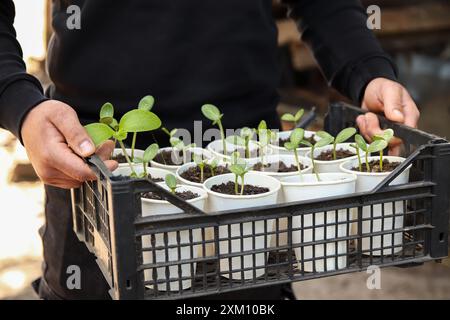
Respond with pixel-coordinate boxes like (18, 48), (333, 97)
(86, 154), (114, 179)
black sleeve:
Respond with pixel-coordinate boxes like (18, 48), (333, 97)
(283, 0), (398, 104)
(0, 0), (48, 140)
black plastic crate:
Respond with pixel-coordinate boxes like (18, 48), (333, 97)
(71, 102), (450, 300)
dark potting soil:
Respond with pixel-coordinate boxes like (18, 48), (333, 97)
(215, 147), (260, 158)
(180, 164), (230, 183)
(351, 159), (401, 173)
(111, 174), (163, 183)
(279, 134), (316, 147)
(111, 153), (127, 163)
(153, 150), (206, 166)
(211, 181), (269, 195)
(142, 190), (199, 201)
(153, 150), (185, 166)
(252, 161), (302, 173)
(315, 148), (354, 161)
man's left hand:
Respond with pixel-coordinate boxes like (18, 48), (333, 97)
(356, 77), (420, 153)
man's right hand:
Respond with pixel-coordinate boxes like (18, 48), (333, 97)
(21, 100), (118, 189)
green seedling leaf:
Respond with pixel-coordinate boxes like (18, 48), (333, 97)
(281, 113), (296, 122)
(165, 174), (177, 192)
(315, 135), (333, 148)
(316, 130), (333, 140)
(226, 135), (245, 146)
(373, 128), (394, 143)
(143, 143), (159, 163)
(283, 141), (295, 150)
(294, 109), (305, 122)
(240, 127), (253, 139)
(100, 102), (114, 120)
(84, 123), (115, 147)
(209, 157), (219, 168)
(119, 109), (161, 133)
(257, 120), (267, 131)
(300, 140), (313, 147)
(138, 95), (155, 111)
(170, 137), (184, 149)
(229, 164), (244, 176)
(354, 134), (368, 151)
(113, 129), (127, 141)
(367, 139), (388, 154)
(193, 153), (204, 165)
(201, 104), (222, 122)
(109, 118), (119, 129)
(290, 128), (305, 146)
(335, 127), (357, 144)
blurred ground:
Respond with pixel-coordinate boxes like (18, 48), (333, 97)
(1, 129), (450, 300)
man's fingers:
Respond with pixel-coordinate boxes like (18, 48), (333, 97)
(380, 85), (405, 123)
(104, 160), (119, 172)
(49, 143), (97, 182)
(50, 106), (95, 157)
(401, 89), (420, 128)
(357, 112), (383, 142)
(96, 140), (115, 161)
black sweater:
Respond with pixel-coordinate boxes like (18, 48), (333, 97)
(0, 0), (397, 140)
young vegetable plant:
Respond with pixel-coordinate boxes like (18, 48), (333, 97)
(201, 104), (227, 155)
(165, 174), (178, 194)
(354, 133), (388, 172)
(226, 127), (254, 158)
(85, 107), (161, 176)
(255, 120), (275, 167)
(350, 134), (366, 172)
(372, 129), (394, 171)
(208, 157), (220, 177)
(281, 108), (304, 127)
(141, 143), (159, 177)
(193, 153), (208, 183)
(170, 136), (196, 164)
(283, 128), (305, 179)
(300, 134), (334, 181)
(229, 152), (250, 195)
(131, 95), (155, 160)
(315, 128), (357, 160)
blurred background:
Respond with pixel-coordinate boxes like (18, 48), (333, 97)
(1, 0), (449, 299)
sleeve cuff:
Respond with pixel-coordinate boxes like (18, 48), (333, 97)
(346, 56), (398, 105)
(0, 79), (48, 143)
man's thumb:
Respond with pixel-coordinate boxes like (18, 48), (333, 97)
(382, 86), (405, 123)
(52, 106), (95, 157)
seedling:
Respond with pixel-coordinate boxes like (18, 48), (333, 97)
(316, 128), (357, 160)
(350, 134), (366, 172)
(202, 104), (227, 155)
(193, 153), (208, 183)
(283, 128), (305, 179)
(141, 143), (159, 177)
(354, 133), (389, 172)
(130, 95), (155, 160)
(229, 152), (250, 195)
(300, 134), (334, 181)
(226, 127), (254, 158)
(99, 102), (118, 130)
(281, 108), (304, 127)
(170, 136), (196, 164)
(255, 120), (275, 167)
(85, 107), (161, 176)
(372, 129), (394, 171)
(165, 174), (178, 194)
(163, 127), (196, 164)
(208, 157), (220, 176)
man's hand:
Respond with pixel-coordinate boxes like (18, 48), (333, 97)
(356, 78), (420, 152)
(21, 100), (118, 189)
